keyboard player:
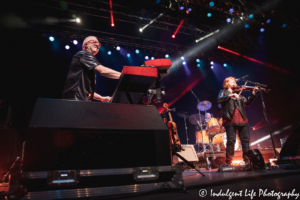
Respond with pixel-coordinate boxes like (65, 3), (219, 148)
(62, 36), (121, 102)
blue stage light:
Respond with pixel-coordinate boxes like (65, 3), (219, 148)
(211, 66), (214, 69)
(65, 45), (70, 50)
(182, 62), (186, 65)
(181, 56), (185, 60)
(179, 6), (184, 10)
(135, 49), (139, 54)
(107, 51), (111, 55)
(196, 59), (200, 63)
(49, 36), (54, 42)
(73, 40), (78, 45)
(207, 13), (212, 17)
(210, 61), (214, 65)
(116, 46), (120, 50)
(227, 18), (231, 23)
(229, 8), (234, 13)
(127, 53), (130, 57)
(145, 56), (149, 60)
(223, 63), (227, 67)
(266, 19), (271, 24)
(260, 28), (265, 32)
(165, 54), (169, 58)
(151, 57), (155, 60)
(249, 14), (253, 19)
(187, 8), (192, 12)
(197, 64), (200, 67)
(282, 23), (287, 28)
(209, 2), (214, 7)
(245, 24), (249, 28)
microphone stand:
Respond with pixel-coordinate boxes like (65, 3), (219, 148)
(241, 80), (278, 158)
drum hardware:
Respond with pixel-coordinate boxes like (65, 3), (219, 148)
(177, 111), (191, 144)
(197, 101), (212, 111)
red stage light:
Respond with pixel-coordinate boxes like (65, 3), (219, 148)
(172, 19), (184, 39)
(110, 0), (114, 27)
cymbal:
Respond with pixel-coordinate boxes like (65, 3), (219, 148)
(189, 114), (205, 126)
(218, 103), (222, 108)
(197, 101), (212, 111)
(177, 111), (191, 118)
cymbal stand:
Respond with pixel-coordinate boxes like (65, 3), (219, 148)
(183, 115), (189, 144)
(190, 89), (204, 152)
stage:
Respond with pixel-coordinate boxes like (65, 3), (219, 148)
(1, 168), (300, 200)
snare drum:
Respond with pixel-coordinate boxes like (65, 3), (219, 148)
(195, 130), (210, 144)
(207, 118), (220, 134)
(212, 132), (241, 151)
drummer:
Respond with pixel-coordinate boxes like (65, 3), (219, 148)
(205, 113), (211, 122)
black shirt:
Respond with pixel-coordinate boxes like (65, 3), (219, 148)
(62, 50), (100, 101)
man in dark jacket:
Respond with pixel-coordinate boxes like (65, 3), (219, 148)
(217, 77), (258, 164)
(62, 36), (121, 102)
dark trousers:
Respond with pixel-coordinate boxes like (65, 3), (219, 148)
(224, 125), (250, 164)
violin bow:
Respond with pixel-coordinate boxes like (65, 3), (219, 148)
(237, 80), (249, 98)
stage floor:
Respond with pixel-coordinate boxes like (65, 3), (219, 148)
(1, 168), (300, 200)
(106, 168), (300, 200)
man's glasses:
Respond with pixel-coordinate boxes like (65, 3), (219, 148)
(86, 40), (101, 48)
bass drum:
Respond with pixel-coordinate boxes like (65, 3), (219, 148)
(206, 118), (220, 134)
(212, 132), (241, 151)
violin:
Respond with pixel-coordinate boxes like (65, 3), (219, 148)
(232, 86), (270, 93)
(163, 103), (182, 152)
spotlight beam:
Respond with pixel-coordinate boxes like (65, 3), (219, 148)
(172, 19), (184, 38)
(196, 29), (219, 43)
(110, 0), (114, 26)
(218, 46), (291, 74)
(139, 2), (172, 32)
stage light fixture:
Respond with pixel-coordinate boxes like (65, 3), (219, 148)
(223, 63), (227, 67)
(151, 57), (155, 60)
(181, 56), (185, 60)
(187, 8), (192, 12)
(245, 24), (249, 28)
(229, 8), (234, 13)
(249, 14), (253, 19)
(196, 59), (200, 63)
(227, 18), (231, 23)
(172, 35), (175, 38)
(116, 46), (120, 50)
(111, 24), (114, 27)
(211, 66), (214, 69)
(49, 36), (54, 42)
(260, 28), (265, 32)
(135, 49), (139, 54)
(210, 61), (214, 65)
(107, 51), (111, 55)
(209, 2), (214, 7)
(65, 45), (70, 50)
(182, 62), (186, 65)
(195, 29), (219, 43)
(282, 23), (287, 28)
(207, 13), (212, 17)
(127, 53), (130, 57)
(165, 54), (169, 58)
(145, 56), (149, 60)
(197, 64), (200, 67)
(139, 28), (143, 32)
(266, 19), (271, 24)
(179, 6), (184, 10)
(73, 40), (78, 45)
(76, 18), (81, 23)
(172, 19), (184, 39)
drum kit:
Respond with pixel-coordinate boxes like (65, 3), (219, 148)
(177, 100), (241, 154)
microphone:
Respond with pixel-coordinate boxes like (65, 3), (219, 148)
(236, 75), (248, 82)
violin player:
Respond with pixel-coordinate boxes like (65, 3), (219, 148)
(217, 77), (259, 165)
